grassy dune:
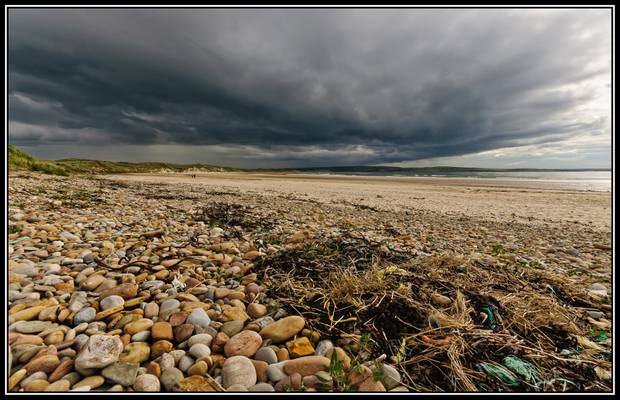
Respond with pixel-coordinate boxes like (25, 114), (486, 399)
(8, 145), (234, 175)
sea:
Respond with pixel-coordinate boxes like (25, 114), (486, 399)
(318, 170), (612, 192)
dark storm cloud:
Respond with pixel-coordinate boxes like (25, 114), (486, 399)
(8, 8), (611, 166)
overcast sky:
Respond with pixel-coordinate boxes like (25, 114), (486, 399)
(8, 8), (612, 168)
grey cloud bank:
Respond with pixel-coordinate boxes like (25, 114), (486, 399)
(8, 8), (612, 168)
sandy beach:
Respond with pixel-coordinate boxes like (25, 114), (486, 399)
(110, 172), (613, 231)
(8, 172), (613, 392)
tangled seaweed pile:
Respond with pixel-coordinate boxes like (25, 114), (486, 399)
(257, 229), (612, 392)
(7, 172), (612, 392)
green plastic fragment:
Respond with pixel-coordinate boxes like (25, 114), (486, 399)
(503, 355), (543, 390)
(481, 306), (496, 329)
(595, 332), (609, 342)
(476, 362), (520, 387)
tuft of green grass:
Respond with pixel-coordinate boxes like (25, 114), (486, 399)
(327, 349), (350, 392)
(9, 225), (21, 234)
(491, 243), (505, 256)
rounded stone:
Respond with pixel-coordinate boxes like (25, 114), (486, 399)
(178, 355), (195, 372)
(124, 319), (154, 335)
(100, 295), (125, 310)
(25, 354), (60, 374)
(119, 342), (151, 364)
(73, 375), (104, 390)
(186, 307), (211, 329)
(224, 330), (263, 357)
(324, 347), (350, 369)
(24, 379), (50, 392)
(20, 371), (48, 388)
(151, 322), (174, 341)
(255, 347), (278, 364)
(158, 353), (176, 371)
(45, 379), (71, 392)
(187, 333), (213, 347)
(174, 324), (194, 343)
(189, 343), (211, 359)
(159, 299), (181, 317)
(188, 360), (209, 376)
(143, 302), (159, 319)
(151, 340), (174, 359)
(102, 362), (139, 387)
(160, 367), (184, 391)
(133, 374), (160, 392)
(131, 330), (151, 342)
(284, 356), (330, 376)
(249, 382), (275, 392)
(379, 363), (401, 390)
(168, 312), (188, 327)
(314, 340), (334, 357)
(221, 320), (244, 337)
(73, 307), (96, 325)
(222, 355), (257, 389)
(259, 316), (305, 343)
(247, 303), (267, 319)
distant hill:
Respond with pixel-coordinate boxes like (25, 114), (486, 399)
(8, 145), (236, 175)
(262, 165), (610, 173)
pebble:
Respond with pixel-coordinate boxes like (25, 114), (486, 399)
(186, 307), (211, 329)
(221, 321), (244, 337)
(160, 367), (185, 391)
(21, 371), (48, 388)
(178, 355), (195, 372)
(378, 363), (401, 390)
(174, 375), (217, 392)
(314, 340), (334, 357)
(102, 362), (139, 386)
(431, 293), (452, 306)
(24, 379), (50, 392)
(187, 333), (213, 347)
(133, 374), (161, 392)
(74, 307), (97, 325)
(259, 316), (305, 343)
(222, 355), (257, 389)
(157, 353), (174, 371)
(5, 176), (448, 393)
(286, 337), (315, 358)
(159, 299), (181, 318)
(189, 343), (211, 359)
(174, 324), (195, 342)
(119, 342), (150, 364)
(45, 379), (71, 392)
(247, 303), (267, 318)
(249, 382), (275, 392)
(73, 375), (104, 390)
(255, 347), (278, 364)
(586, 310), (606, 319)
(224, 330), (263, 357)
(100, 295), (124, 310)
(284, 356), (330, 376)
(266, 362), (288, 382)
(75, 334), (123, 370)
(324, 347), (351, 369)
(151, 322), (174, 341)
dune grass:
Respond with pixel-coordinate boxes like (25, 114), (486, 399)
(8, 145), (235, 176)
